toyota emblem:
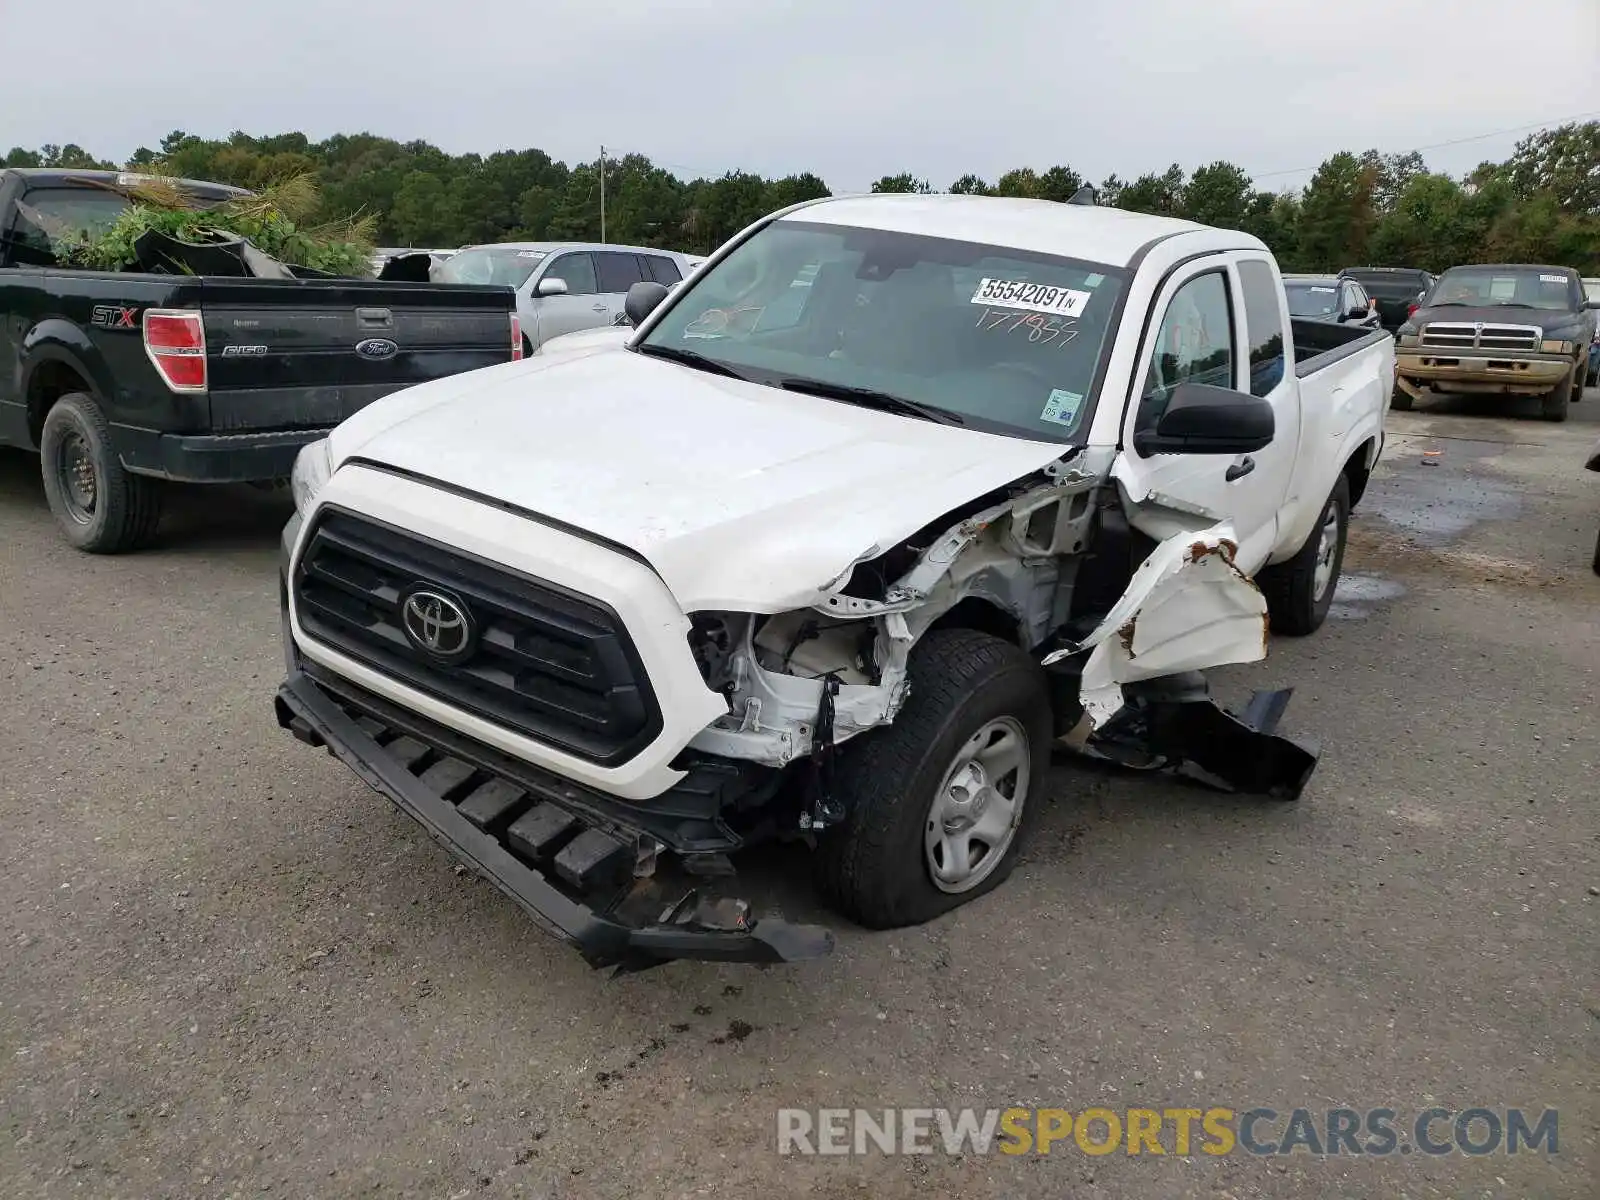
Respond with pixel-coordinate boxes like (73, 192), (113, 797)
(399, 588), (475, 662)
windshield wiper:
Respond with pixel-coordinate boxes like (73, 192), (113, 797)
(633, 343), (748, 379)
(777, 377), (966, 426)
(1489, 301), (1536, 308)
(1427, 301), (1469, 307)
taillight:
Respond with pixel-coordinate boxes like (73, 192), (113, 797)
(510, 313), (524, 360)
(1408, 302), (1420, 317)
(143, 309), (207, 393)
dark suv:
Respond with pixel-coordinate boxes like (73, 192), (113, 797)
(1338, 266), (1435, 335)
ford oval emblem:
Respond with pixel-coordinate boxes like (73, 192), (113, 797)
(355, 337), (399, 361)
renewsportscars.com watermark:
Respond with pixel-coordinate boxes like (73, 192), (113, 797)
(777, 1106), (1559, 1158)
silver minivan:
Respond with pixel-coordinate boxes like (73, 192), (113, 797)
(434, 242), (695, 353)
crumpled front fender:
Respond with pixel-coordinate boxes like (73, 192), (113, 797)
(1044, 523), (1268, 727)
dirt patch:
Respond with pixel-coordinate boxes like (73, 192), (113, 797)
(1346, 521), (1572, 590)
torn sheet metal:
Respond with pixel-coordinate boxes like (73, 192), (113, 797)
(1043, 524), (1268, 728)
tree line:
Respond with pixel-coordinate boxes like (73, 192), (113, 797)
(5, 122), (1597, 273)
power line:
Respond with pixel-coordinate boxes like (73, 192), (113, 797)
(1249, 108), (1600, 180)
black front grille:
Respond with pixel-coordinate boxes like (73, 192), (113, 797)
(293, 509), (661, 765)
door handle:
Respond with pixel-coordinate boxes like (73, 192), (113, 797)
(592, 303), (608, 313)
(1225, 456), (1256, 482)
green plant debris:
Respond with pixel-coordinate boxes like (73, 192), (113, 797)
(43, 171), (376, 277)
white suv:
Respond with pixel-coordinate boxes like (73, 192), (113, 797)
(435, 242), (695, 353)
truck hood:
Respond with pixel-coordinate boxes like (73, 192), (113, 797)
(325, 350), (1072, 611)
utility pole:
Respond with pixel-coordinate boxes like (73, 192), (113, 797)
(599, 144), (606, 243)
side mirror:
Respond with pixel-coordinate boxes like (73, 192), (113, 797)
(1134, 382), (1275, 457)
(1584, 299), (1600, 310)
(624, 280), (671, 327)
(535, 277), (568, 298)
(1345, 307), (1368, 322)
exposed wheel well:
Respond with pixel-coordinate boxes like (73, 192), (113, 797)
(926, 597), (1023, 647)
(1342, 438), (1376, 509)
(27, 361), (92, 445)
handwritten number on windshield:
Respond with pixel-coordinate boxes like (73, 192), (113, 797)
(976, 308), (1079, 347)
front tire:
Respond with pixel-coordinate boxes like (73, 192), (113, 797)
(38, 392), (163, 553)
(1390, 384), (1413, 412)
(1539, 370), (1576, 422)
(813, 629), (1051, 929)
(1258, 475), (1350, 637)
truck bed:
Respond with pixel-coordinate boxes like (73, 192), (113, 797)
(1291, 317), (1391, 378)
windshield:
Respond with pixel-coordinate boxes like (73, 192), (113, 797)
(636, 220), (1126, 442)
(1426, 267), (1575, 311)
(433, 247), (546, 288)
(1285, 282), (1341, 318)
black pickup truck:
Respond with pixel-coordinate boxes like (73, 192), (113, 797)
(0, 168), (520, 552)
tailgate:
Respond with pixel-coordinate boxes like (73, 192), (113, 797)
(198, 278), (516, 432)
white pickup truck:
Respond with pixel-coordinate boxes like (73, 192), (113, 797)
(275, 195), (1392, 970)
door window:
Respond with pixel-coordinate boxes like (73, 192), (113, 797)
(643, 255), (682, 285)
(1136, 270), (1235, 435)
(594, 251), (647, 294)
(542, 252), (597, 296)
(1237, 259), (1285, 397)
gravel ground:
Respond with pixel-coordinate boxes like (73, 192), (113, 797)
(2, 390), (1596, 1199)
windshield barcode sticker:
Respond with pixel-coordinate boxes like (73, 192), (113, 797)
(970, 278), (1092, 317)
(1539, 274), (1565, 283)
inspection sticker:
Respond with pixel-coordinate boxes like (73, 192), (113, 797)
(1040, 389), (1084, 427)
(971, 278), (1092, 317)
(1539, 273), (1566, 283)
(1310, 286), (1335, 293)
(517, 250), (547, 259)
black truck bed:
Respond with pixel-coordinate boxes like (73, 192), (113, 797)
(0, 167), (518, 551)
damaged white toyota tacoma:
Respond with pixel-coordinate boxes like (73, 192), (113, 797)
(274, 194), (1393, 970)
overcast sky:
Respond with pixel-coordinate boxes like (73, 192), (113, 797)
(3, 0), (1597, 192)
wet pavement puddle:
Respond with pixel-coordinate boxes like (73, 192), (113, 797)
(1358, 437), (1522, 547)
(1327, 572), (1406, 620)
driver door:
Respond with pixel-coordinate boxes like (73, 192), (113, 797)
(1113, 254), (1298, 574)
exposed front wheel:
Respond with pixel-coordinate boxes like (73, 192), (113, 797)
(38, 392), (163, 553)
(1258, 475), (1350, 637)
(813, 629), (1051, 929)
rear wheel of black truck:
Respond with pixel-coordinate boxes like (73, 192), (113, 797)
(813, 629), (1051, 929)
(39, 393), (163, 553)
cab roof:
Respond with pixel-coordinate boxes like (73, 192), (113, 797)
(3, 167), (248, 200)
(779, 193), (1237, 269)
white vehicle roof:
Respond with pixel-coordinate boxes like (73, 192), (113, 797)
(459, 240), (687, 259)
(785, 194), (1225, 269)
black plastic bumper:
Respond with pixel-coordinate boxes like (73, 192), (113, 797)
(274, 668), (835, 971)
(116, 424), (328, 483)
